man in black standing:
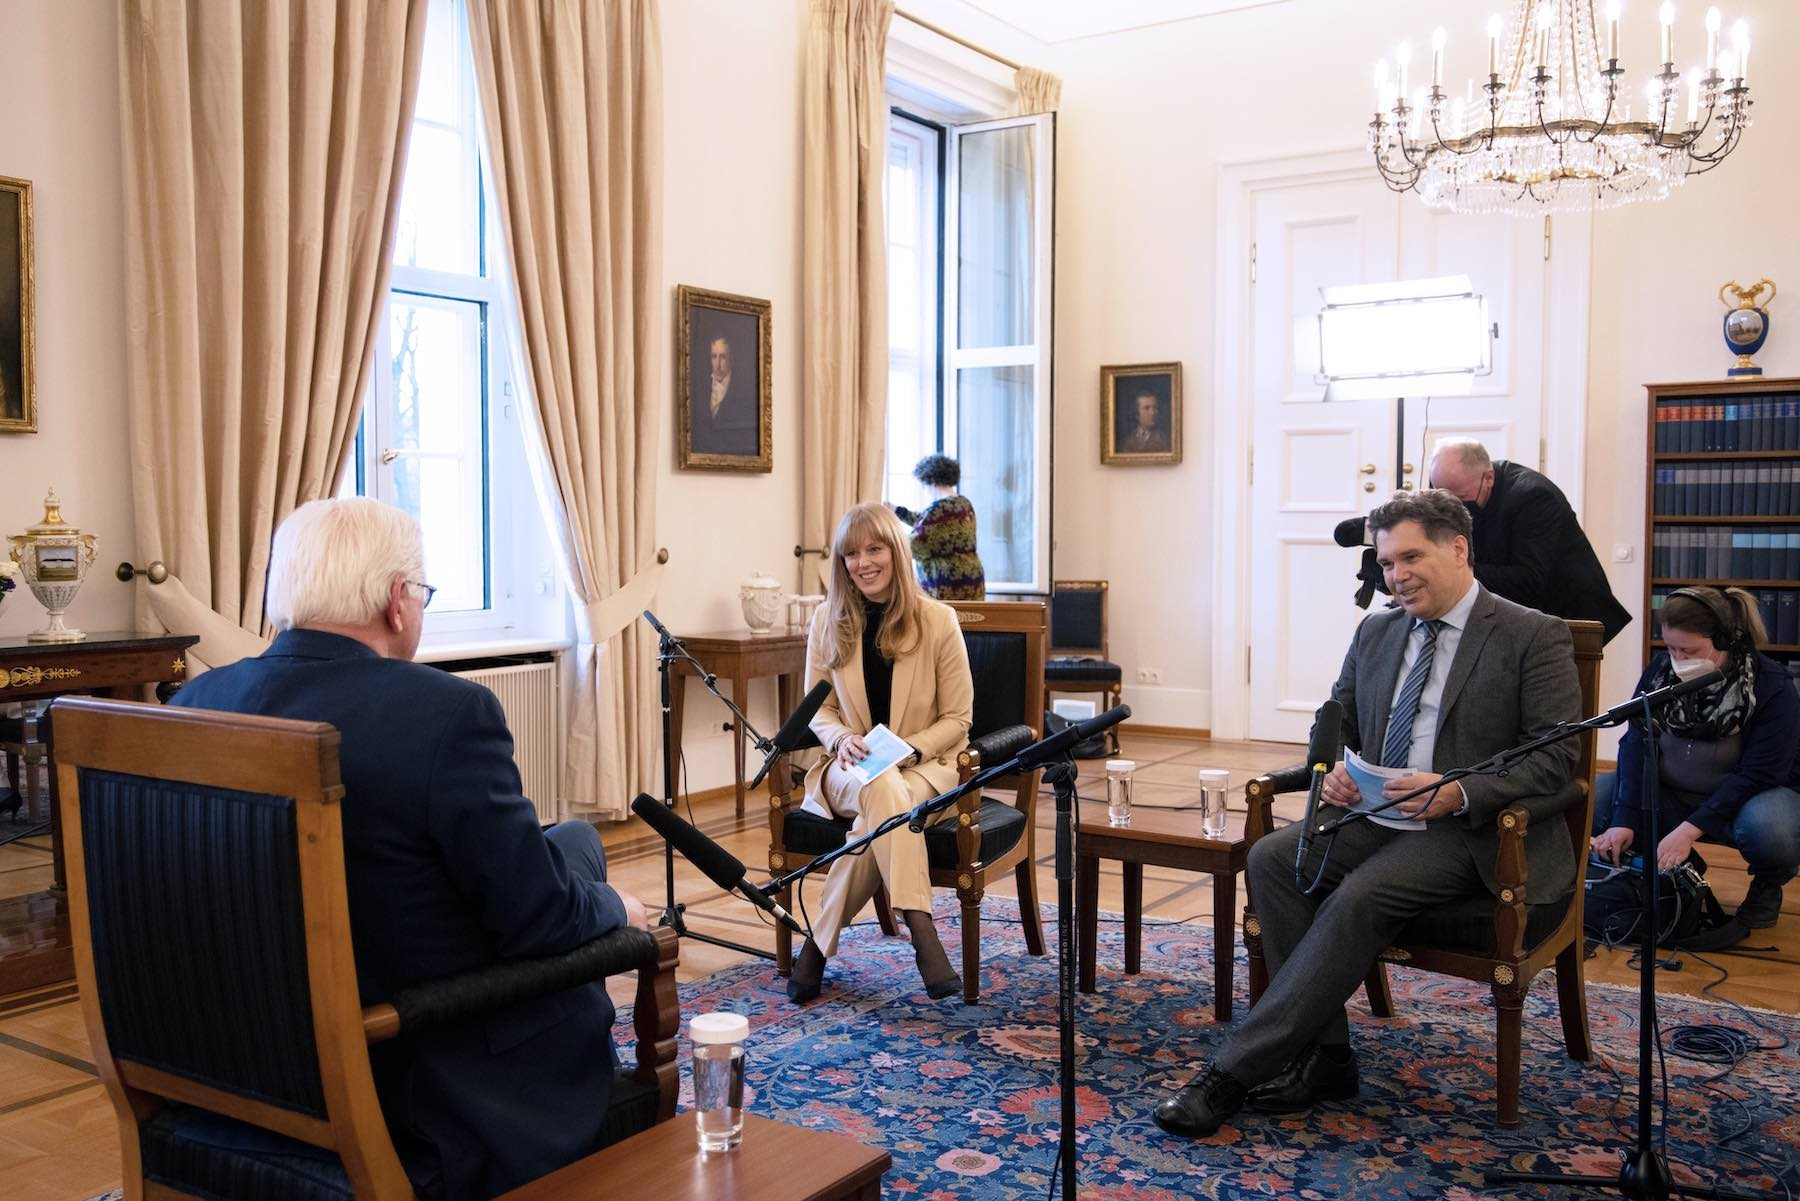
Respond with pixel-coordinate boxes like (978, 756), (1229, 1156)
(1427, 437), (1631, 644)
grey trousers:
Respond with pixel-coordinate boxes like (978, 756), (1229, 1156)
(1215, 814), (1485, 1087)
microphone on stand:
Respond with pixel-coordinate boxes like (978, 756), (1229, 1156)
(1333, 516), (1371, 547)
(1293, 700), (1345, 884)
(642, 609), (678, 643)
(1600, 667), (1723, 724)
(908, 705), (1133, 832)
(748, 679), (833, 790)
(630, 794), (805, 935)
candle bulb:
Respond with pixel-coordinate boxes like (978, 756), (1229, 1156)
(1374, 59), (1390, 114)
(1660, 1), (1675, 65)
(1732, 20), (1750, 83)
(1396, 41), (1411, 98)
(1606, 0), (1621, 61)
(1704, 7), (1720, 69)
(1487, 14), (1501, 75)
(1686, 66), (1701, 122)
(1716, 49), (1736, 89)
(1431, 27), (1446, 88)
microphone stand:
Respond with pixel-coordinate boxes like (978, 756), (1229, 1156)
(1481, 695), (1778, 1201)
(653, 624), (778, 961)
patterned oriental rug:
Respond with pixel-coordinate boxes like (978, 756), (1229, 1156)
(632, 898), (1800, 1201)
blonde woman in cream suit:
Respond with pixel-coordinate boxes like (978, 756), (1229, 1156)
(787, 502), (973, 1003)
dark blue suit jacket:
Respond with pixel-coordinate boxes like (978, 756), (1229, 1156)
(173, 629), (626, 1199)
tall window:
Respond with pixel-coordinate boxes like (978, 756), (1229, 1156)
(347, 0), (559, 641)
(885, 107), (1054, 594)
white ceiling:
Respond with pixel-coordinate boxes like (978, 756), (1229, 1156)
(954, 0), (1292, 44)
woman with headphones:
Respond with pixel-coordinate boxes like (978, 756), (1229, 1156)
(1592, 586), (1800, 929)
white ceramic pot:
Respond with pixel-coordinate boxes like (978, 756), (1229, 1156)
(739, 570), (785, 633)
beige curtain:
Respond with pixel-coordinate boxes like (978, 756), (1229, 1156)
(118, 0), (428, 667)
(1013, 66), (1062, 114)
(802, 0), (893, 586)
(468, 0), (663, 821)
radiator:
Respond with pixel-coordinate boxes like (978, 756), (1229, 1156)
(448, 659), (561, 822)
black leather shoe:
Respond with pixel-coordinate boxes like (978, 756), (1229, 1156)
(1246, 1043), (1360, 1113)
(920, 968), (962, 1000)
(1736, 875), (1789, 930)
(787, 940), (825, 1003)
(1152, 1065), (1247, 1138)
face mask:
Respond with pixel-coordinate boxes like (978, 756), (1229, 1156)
(1672, 655), (1719, 682)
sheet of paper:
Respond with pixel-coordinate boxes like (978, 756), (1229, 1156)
(1342, 747), (1427, 831)
(847, 723), (914, 784)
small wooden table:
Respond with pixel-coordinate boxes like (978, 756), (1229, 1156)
(1076, 801), (1249, 1021)
(668, 628), (807, 816)
(497, 1113), (890, 1201)
(0, 630), (197, 996)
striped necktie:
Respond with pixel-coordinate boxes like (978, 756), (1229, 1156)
(1380, 619), (1443, 769)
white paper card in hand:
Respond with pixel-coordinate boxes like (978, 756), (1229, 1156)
(1342, 747), (1427, 830)
(848, 724), (914, 784)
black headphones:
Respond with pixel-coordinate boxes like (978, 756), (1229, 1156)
(1665, 586), (1745, 651)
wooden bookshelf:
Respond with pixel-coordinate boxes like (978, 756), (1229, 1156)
(1645, 377), (1800, 672)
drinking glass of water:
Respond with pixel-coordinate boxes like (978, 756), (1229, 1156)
(691, 1011), (748, 1151)
(1104, 759), (1136, 827)
(1198, 768), (1230, 838)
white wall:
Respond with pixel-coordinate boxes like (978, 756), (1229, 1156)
(1045, 0), (1800, 735)
(0, 0), (135, 641)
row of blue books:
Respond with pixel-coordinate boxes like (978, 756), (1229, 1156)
(1650, 529), (1800, 581)
(1652, 463), (1800, 516)
(1652, 586), (1800, 648)
(1653, 397), (1800, 452)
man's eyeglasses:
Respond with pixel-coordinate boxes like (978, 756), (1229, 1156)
(407, 580), (438, 609)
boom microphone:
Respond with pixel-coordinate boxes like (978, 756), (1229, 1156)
(749, 679), (834, 790)
(630, 794), (804, 935)
(1294, 700), (1345, 883)
(1334, 516), (1370, 547)
(1599, 667), (1725, 724)
(642, 609), (677, 642)
(1016, 704), (1133, 769)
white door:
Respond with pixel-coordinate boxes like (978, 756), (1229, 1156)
(1244, 182), (1547, 743)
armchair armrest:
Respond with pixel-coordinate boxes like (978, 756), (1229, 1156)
(1244, 762), (1308, 845)
(957, 724), (1035, 772)
(362, 925), (675, 1045)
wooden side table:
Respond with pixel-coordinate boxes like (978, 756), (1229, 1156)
(1075, 801), (1249, 1021)
(669, 628), (807, 816)
(497, 1113), (890, 1201)
(0, 630), (198, 995)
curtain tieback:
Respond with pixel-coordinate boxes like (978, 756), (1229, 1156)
(582, 558), (667, 646)
(142, 572), (271, 669)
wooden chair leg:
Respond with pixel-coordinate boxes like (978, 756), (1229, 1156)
(873, 880), (899, 936)
(1244, 908), (1268, 1005)
(775, 886), (794, 975)
(1015, 857), (1046, 956)
(1494, 986), (1525, 1127)
(1364, 963), (1395, 1018)
(1555, 942), (1594, 1061)
(959, 891), (982, 1005)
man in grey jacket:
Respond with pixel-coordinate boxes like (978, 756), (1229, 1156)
(1155, 489), (1583, 1137)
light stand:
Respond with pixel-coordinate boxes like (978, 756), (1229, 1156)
(1482, 697), (1777, 1201)
(652, 623), (777, 961)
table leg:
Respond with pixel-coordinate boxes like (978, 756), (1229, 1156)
(730, 675), (748, 817)
(1123, 862), (1143, 975)
(1077, 852), (1098, 993)
(1214, 869), (1236, 1021)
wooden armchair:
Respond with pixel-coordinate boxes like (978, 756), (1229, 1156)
(51, 696), (680, 1201)
(1241, 618), (1603, 1127)
(769, 600), (1049, 1004)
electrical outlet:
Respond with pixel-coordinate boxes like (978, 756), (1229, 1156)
(1136, 667), (1163, 685)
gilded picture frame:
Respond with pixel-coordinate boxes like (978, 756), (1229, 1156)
(677, 284), (772, 472)
(1100, 361), (1181, 465)
(0, 175), (35, 435)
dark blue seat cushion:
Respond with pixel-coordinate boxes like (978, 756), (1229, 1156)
(782, 799), (1027, 871)
(1045, 656), (1122, 684)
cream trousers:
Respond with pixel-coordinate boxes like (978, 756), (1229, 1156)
(806, 761), (947, 956)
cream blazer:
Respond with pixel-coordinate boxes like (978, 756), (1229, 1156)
(801, 597), (974, 808)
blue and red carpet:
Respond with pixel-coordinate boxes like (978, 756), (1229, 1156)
(641, 898), (1800, 1200)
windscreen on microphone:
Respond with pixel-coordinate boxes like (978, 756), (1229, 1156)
(1333, 516), (1369, 548)
(1306, 699), (1346, 771)
(774, 680), (834, 751)
(630, 793), (746, 891)
(1667, 667), (1725, 697)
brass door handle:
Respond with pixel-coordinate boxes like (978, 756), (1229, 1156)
(1364, 481), (1376, 492)
(1402, 462), (1415, 474)
(1359, 464), (1377, 474)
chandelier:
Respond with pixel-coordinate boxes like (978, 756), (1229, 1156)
(1369, 1), (1754, 215)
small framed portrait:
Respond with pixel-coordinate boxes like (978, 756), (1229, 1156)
(1100, 361), (1181, 465)
(677, 284), (771, 472)
(0, 175), (35, 435)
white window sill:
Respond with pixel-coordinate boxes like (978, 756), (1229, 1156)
(415, 635), (571, 664)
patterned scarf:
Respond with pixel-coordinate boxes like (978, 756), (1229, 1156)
(1654, 651), (1757, 739)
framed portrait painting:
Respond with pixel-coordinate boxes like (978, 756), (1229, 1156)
(1100, 361), (1181, 465)
(0, 176), (34, 434)
(677, 284), (771, 472)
